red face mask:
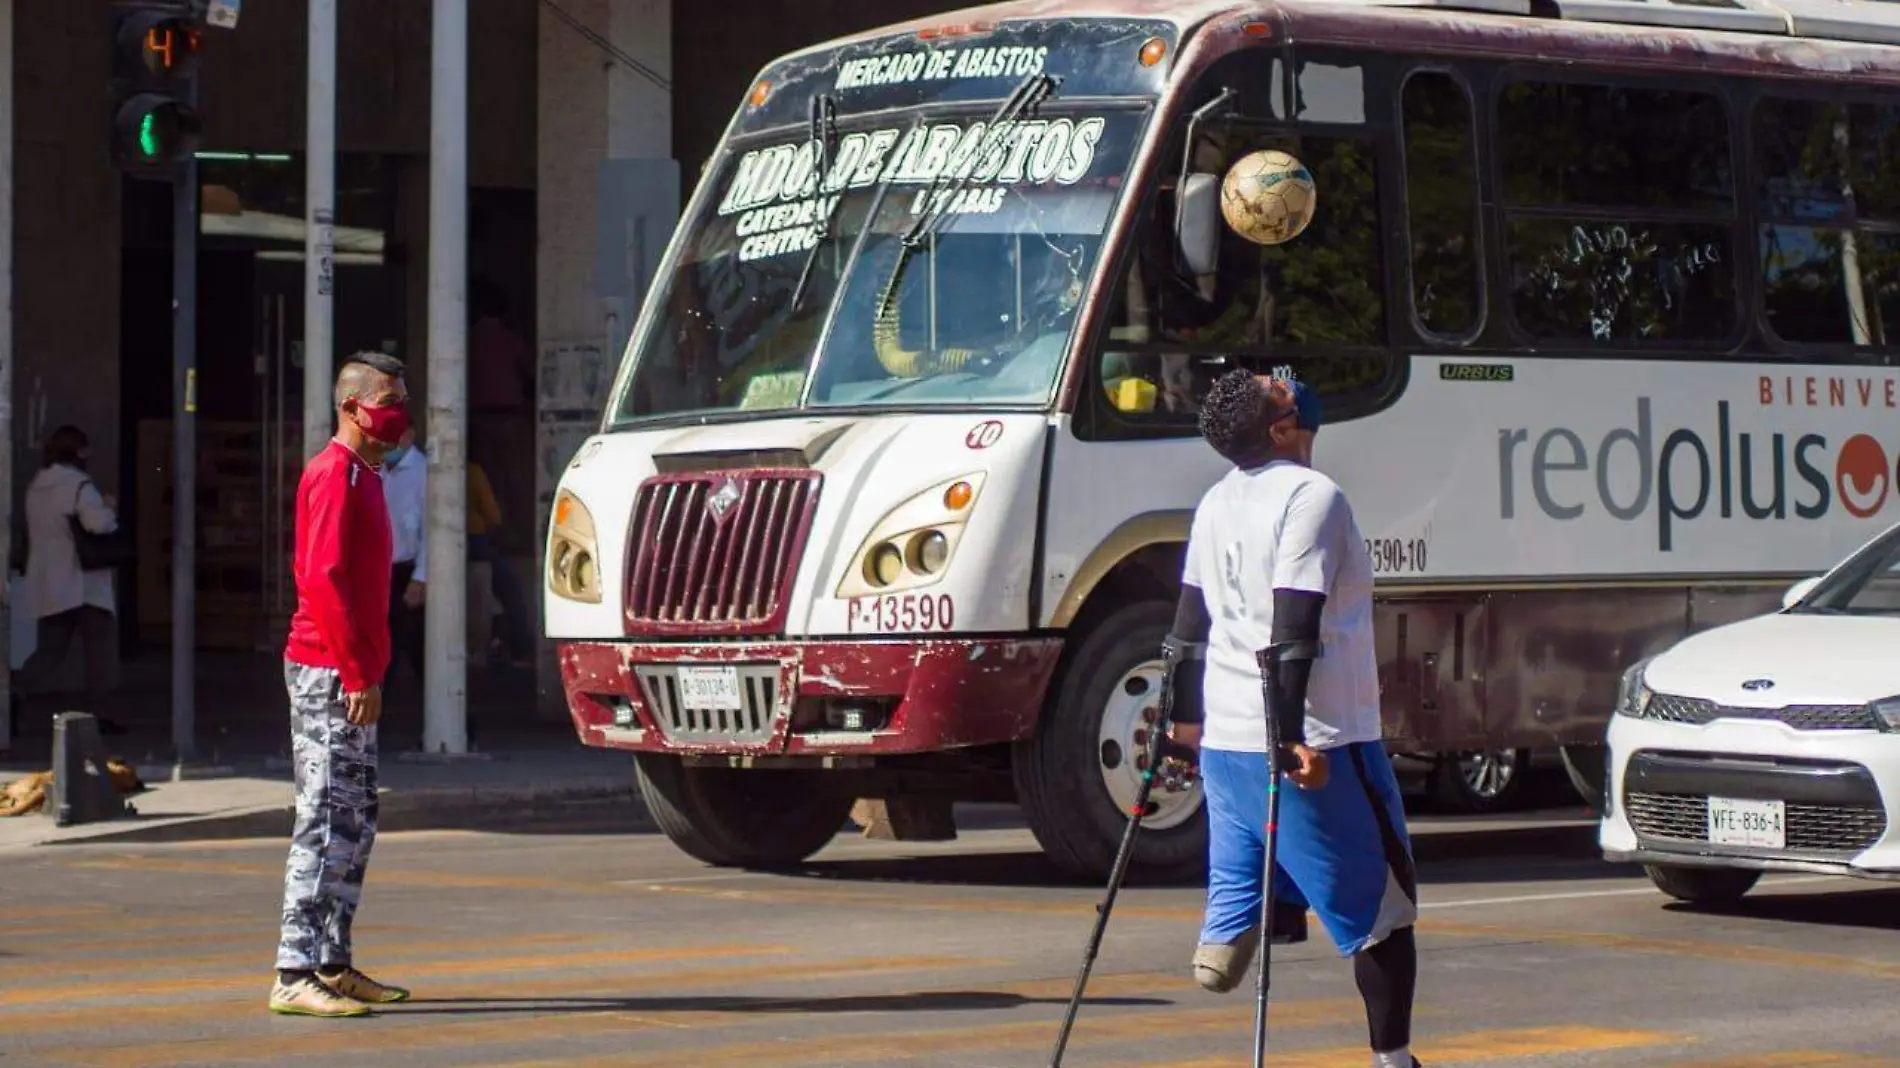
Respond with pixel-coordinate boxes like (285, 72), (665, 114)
(353, 400), (411, 446)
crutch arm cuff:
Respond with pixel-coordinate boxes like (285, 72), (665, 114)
(1164, 584), (1212, 726)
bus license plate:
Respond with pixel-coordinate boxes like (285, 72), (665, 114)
(677, 667), (742, 712)
(1707, 797), (1785, 849)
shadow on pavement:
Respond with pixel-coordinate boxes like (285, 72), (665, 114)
(1662, 885), (1900, 931)
(776, 817), (1621, 892)
(386, 989), (1171, 1017)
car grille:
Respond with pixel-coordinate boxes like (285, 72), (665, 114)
(1643, 692), (1881, 731)
(633, 664), (782, 745)
(1626, 791), (1887, 857)
(625, 470), (821, 635)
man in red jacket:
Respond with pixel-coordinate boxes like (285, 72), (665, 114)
(269, 352), (413, 1018)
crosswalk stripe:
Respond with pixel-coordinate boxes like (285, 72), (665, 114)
(0, 931), (598, 982)
(453, 998), (1373, 1068)
(1145, 1025), (1688, 1068)
(4, 955), (992, 1045)
(0, 943), (786, 1011)
(1425, 919), (1900, 981)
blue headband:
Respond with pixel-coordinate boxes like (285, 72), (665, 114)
(1284, 377), (1323, 432)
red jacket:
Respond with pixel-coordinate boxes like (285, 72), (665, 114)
(285, 440), (393, 693)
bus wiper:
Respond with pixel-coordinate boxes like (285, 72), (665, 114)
(789, 92), (839, 314)
(873, 71), (1058, 321)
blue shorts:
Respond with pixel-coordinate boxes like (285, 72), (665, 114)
(1199, 741), (1418, 957)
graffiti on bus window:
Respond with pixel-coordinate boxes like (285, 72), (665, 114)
(1511, 221), (1735, 344)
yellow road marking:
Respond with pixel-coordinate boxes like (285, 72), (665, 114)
(0, 923), (423, 954)
(0, 905), (110, 924)
(44, 955), (1003, 1068)
(1641, 1054), (1900, 1068)
(69, 856), (600, 894)
(3, 955), (988, 1042)
(1157, 1025), (1689, 1068)
(0, 931), (596, 982)
(443, 998), (1373, 1068)
(0, 943), (786, 1010)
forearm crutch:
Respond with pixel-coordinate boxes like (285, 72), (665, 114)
(1252, 640), (1317, 1068)
(1048, 636), (1195, 1068)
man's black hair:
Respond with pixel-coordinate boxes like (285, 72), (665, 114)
(334, 351), (407, 407)
(1198, 368), (1275, 468)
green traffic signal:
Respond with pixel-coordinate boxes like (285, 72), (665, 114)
(140, 112), (160, 158)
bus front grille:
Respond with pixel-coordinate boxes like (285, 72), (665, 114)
(624, 470), (821, 635)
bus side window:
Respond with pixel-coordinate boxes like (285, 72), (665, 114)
(1756, 96), (1900, 357)
(1097, 127), (1389, 421)
(1497, 78), (1738, 346)
(1401, 70), (1482, 340)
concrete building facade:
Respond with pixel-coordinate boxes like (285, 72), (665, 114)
(6, 0), (964, 736)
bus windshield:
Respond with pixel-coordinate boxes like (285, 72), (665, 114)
(612, 105), (1150, 424)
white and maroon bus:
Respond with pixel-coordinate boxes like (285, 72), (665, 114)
(547, 0), (1900, 879)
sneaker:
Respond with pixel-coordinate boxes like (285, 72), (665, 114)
(317, 964), (411, 1004)
(269, 975), (371, 1017)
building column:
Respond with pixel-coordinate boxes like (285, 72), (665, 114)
(532, 0), (676, 716)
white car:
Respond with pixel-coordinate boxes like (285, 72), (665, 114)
(1600, 520), (1900, 904)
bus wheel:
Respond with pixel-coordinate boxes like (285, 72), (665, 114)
(1559, 743), (1608, 812)
(1014, 600), (1207, 883)
(633, 752), (852, 870)
(1428, 748), (1529, 814)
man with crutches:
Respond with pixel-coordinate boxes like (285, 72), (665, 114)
(1164, 370), (1423, 1068)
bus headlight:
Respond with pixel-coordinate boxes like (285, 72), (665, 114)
(839, 474), (985, 598)
(547, 489), (603, 604)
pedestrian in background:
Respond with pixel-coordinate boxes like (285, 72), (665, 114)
(12, 425), (125, 737)
(270, 352), (413, 1018)
(381, 424), (428, 691)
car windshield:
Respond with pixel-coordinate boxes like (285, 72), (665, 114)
(611, 105), (1148, 424)
(1795, 525), (1900, 615)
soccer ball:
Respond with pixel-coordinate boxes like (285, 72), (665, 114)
(1220, 150), (1316, 246)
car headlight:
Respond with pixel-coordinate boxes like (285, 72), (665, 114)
(547, 489), (603, 604)
(1615, 656), (1654, 718)
(1871, 697), (1900, 731)
(836, 473), (985, 598)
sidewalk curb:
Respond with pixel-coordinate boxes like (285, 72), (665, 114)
(18, 778), (652, 848)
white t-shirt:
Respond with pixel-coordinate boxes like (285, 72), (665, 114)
(1182, 460), (1383, 753)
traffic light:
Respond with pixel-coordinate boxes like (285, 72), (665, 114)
(109, 1), (204, 172)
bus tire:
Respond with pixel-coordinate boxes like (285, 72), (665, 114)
(633, 752), (852, 870)
(1644, 863), (1760, 905)
(1559, 743), (1608, 812)
(1014, 599), (1207, 883)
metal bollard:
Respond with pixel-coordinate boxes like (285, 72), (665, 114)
(50, 711), (132, 827)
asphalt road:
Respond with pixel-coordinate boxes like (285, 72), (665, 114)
(3, 796), (1899, 1068)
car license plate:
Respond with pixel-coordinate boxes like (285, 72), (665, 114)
(677, 666), (743, 712)
(1707, 796), (1785, 849)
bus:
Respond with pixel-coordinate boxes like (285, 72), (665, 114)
(545, 0), (1900, 880)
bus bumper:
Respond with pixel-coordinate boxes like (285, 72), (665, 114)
(557, 637), (1064, 757)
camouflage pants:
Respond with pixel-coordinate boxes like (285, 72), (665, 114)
(275, 661), (379, 971)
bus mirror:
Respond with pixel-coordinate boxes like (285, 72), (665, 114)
(1177, 172), (1221, 278)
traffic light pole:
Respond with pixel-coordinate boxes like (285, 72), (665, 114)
(303, 0), (336, 463)
(171, 92), (198, 767)
(0, 0), (14, 755)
